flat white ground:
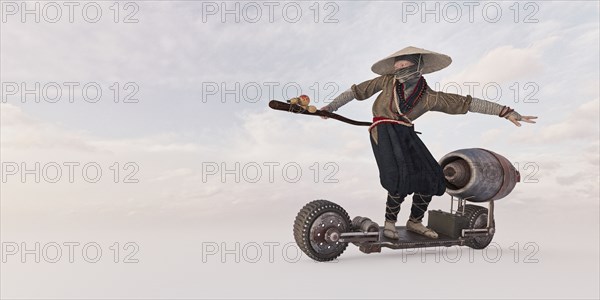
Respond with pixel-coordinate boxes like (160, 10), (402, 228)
(2, 201), (598, 299)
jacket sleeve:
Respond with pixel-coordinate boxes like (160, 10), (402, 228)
(350, 75), (388, 100)
(426, 89), (473, 115)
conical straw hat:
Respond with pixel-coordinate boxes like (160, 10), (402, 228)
(371, 46), (452, 75)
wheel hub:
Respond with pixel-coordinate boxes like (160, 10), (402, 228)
(309, 212), (348, 255)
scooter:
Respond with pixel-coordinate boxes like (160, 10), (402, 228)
(292, 148), (520, 261)
(267, 99), (520, 262)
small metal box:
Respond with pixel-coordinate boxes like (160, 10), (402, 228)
(427, 210), (468, 239)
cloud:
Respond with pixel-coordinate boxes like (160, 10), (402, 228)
(555, 171), (590, 186)
(443, 39), (556, 84)
(510, 99), (599, 144)
(1, 103), (98, 152)
(0, 103), (209, 155)
(150, 168), (194, 182)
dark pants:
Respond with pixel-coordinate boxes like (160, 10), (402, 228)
(370, 123), (446, 222)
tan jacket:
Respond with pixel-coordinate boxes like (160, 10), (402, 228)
(350, 74), (473, 143)
(352, 74), (472, 120)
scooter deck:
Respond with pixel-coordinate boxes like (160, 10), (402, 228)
(358, 226), (466, 254)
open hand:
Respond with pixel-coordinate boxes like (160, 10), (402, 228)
(508, 114), (537, 127)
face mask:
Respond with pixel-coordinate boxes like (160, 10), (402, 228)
(394, 64), (422, 83)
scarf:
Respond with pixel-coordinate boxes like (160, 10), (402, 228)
(392, 76), (427, 115)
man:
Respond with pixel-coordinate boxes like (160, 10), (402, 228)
(321, 46), (537, 239)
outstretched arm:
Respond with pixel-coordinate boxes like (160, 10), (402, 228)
(319, 75), (388, 118)
(469, 97), (538, 127)
(321, 88), (355, 113)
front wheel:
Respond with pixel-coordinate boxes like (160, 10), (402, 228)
(293, 200), (351, 262)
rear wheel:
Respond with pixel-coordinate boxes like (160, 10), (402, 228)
(293, 200), (351, 262)
(463, 204), (495, 249)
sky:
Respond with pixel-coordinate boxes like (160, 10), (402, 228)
(1, 1), (599, 299)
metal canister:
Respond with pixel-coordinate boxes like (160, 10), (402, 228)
(439, 148), (520, 202)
